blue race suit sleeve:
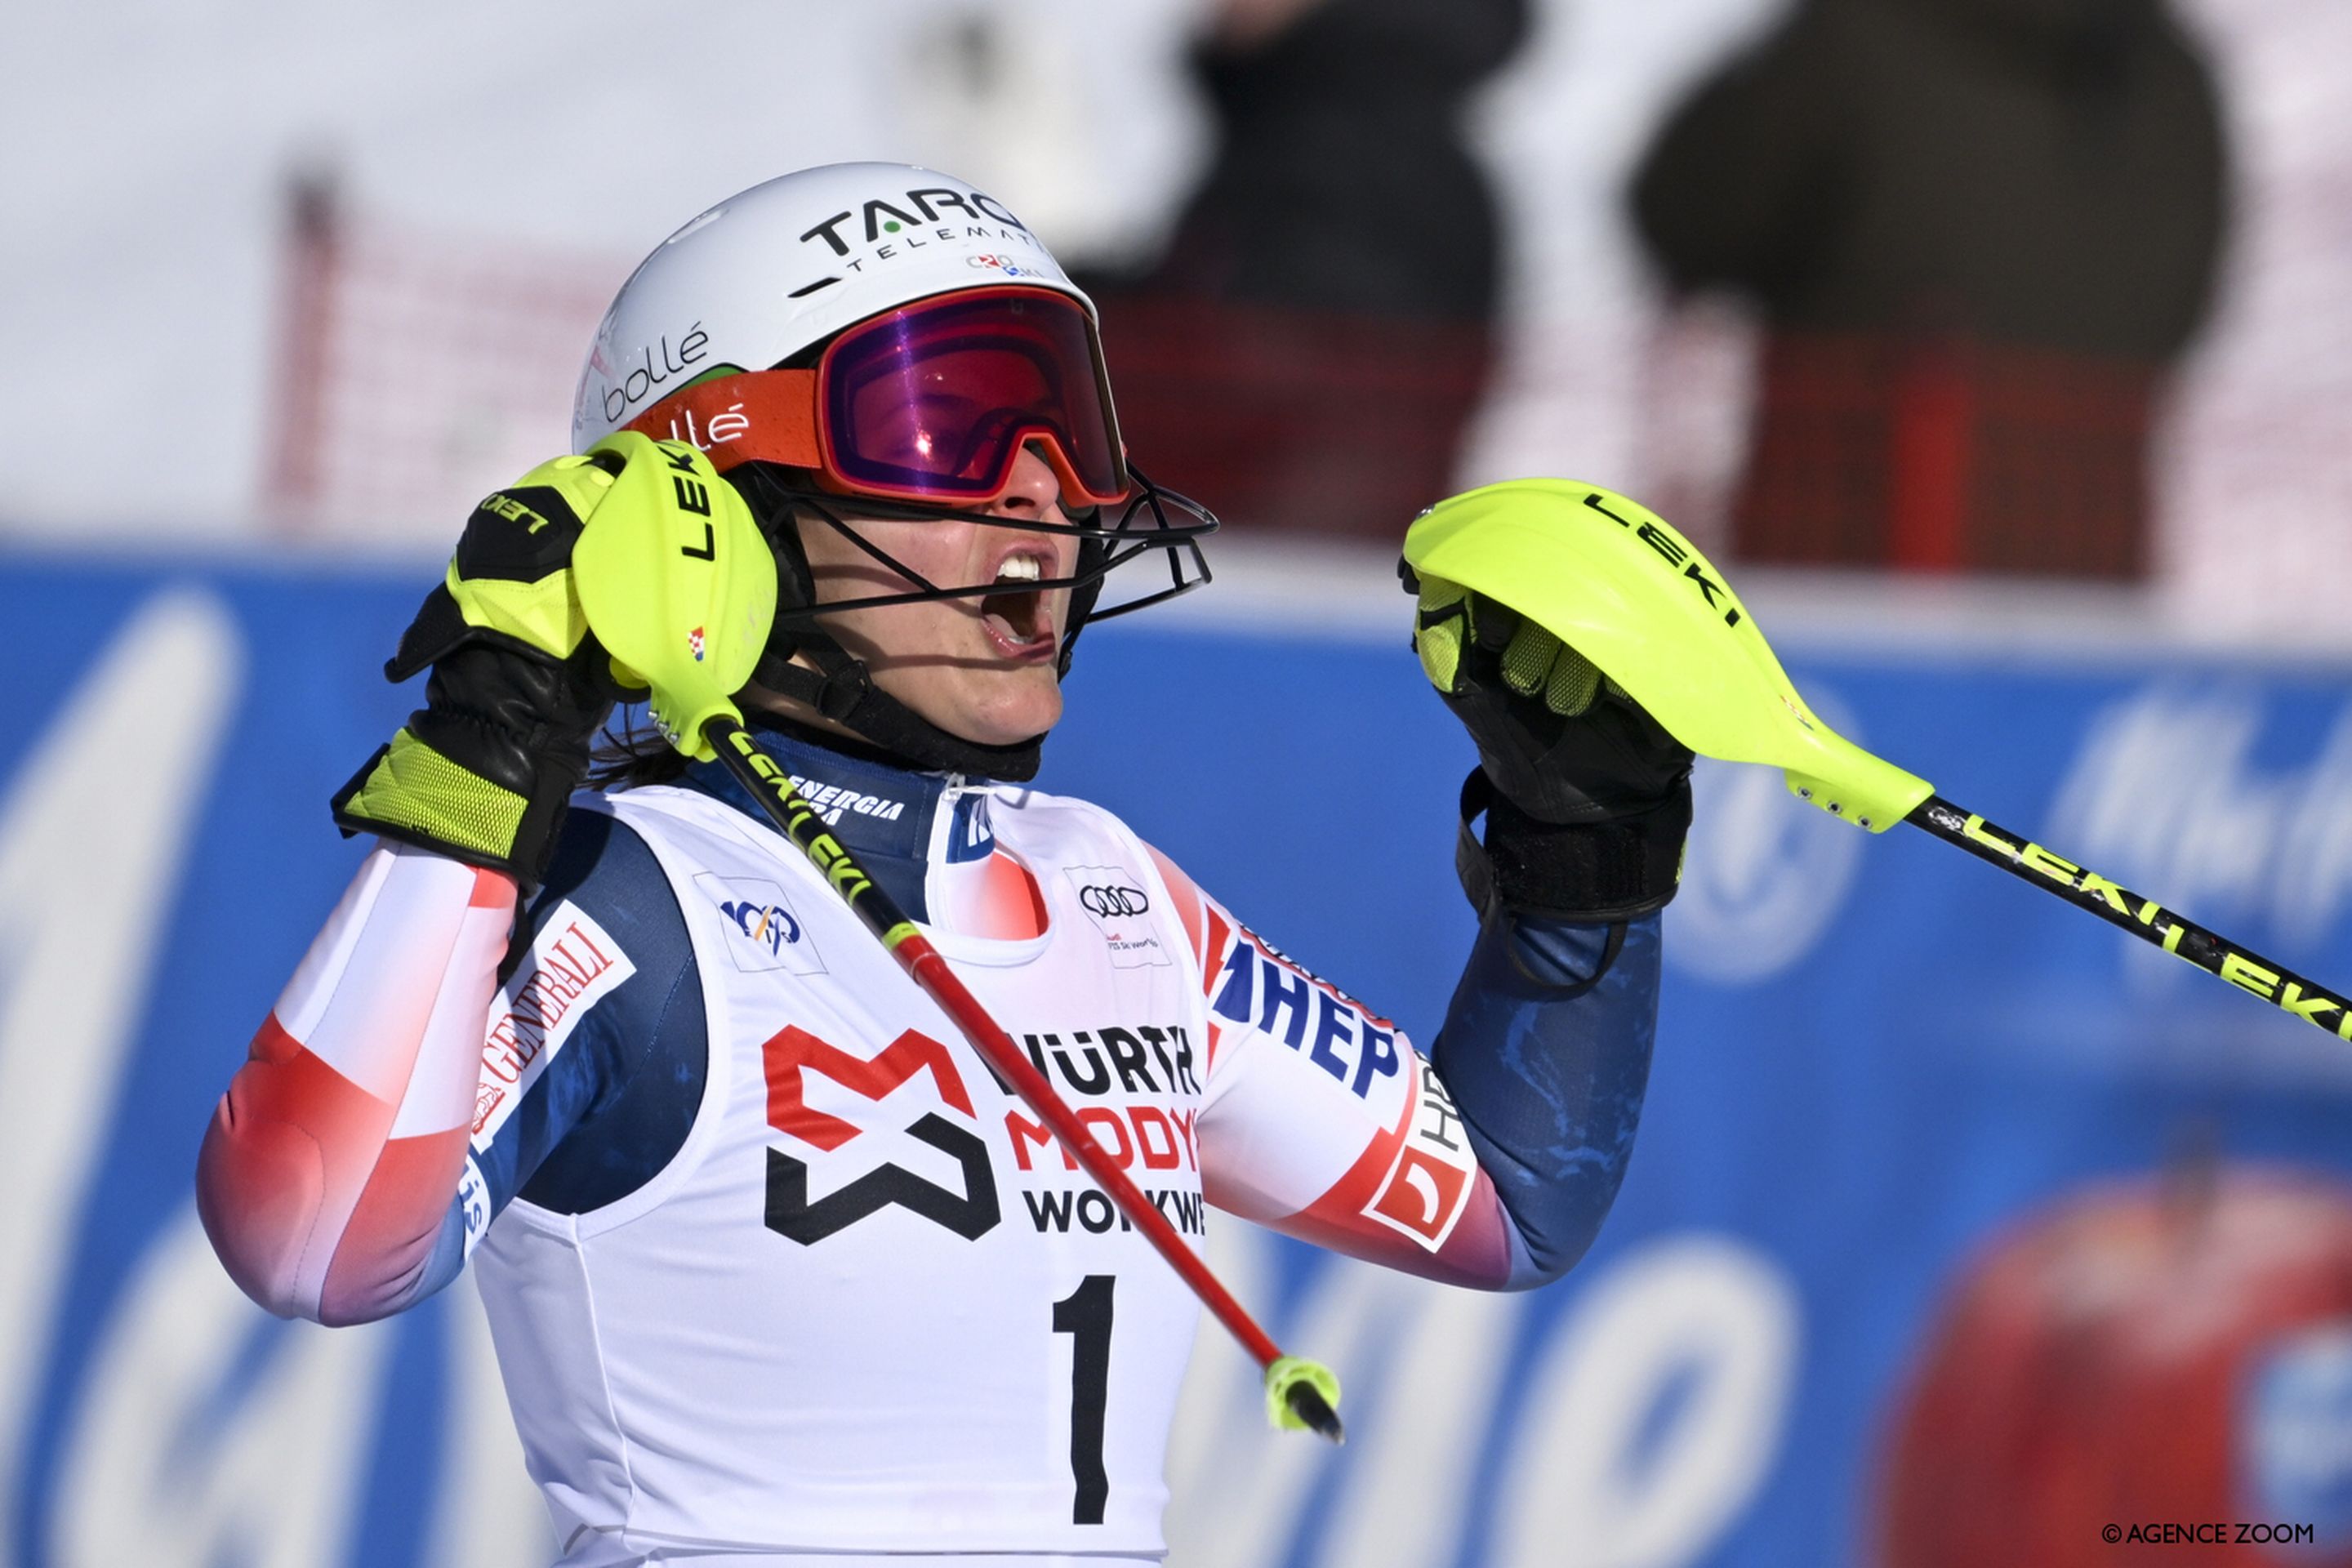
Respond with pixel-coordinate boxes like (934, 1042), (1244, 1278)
(1427, 913), (1660, 1287)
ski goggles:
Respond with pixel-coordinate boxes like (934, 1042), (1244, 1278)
(624, 286), (1133, 507)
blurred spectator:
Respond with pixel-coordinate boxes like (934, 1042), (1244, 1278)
(1876, 1165), (2352, 1566)
(1089, 0), (1526, 539)
(1632, 0), (2228, 578)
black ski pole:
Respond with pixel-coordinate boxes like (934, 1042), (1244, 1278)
(1906, 796), (2352, 1038)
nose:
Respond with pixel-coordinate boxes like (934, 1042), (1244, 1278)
(989, 443), (1067, 522)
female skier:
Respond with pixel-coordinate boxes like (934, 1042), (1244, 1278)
(198, 163), (1692, 1566)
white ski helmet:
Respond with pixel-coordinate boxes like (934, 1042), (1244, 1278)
(572, 162), (1096, 453)
(571, 162), (1214, 782)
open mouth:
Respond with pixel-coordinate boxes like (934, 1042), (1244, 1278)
(978, 554), (1058, 659)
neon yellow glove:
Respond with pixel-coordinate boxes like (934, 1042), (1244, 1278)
(332, 445), (737, 886)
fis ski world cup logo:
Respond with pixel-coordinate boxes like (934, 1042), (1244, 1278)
(724, 898), (798, 954)
(760, 1024), (1000, 1244)
(696, 875), (824, 976)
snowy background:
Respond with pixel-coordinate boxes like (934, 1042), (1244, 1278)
(13, 0), (2345, 640)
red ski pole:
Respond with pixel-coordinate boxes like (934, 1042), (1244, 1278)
(705, 717), (1344, 1441)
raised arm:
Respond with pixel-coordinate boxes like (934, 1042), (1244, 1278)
(198, 812), (706, 1325)
(199, 449), (682, 1323)
(198, 847), (514, 1323)
(1157, 849), (1658, 1291)
(1173, 564), (1694, 1289)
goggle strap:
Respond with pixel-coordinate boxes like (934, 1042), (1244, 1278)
(625, 369), (821, 471)
(626, 365), (1120, 505)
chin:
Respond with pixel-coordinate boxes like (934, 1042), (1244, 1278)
(966, 679), (1064, 746)
(905, 669), (1063, 751)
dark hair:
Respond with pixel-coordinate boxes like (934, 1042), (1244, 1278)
(587, 706), (692, 792)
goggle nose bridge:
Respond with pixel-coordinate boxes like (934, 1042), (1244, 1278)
(924, 420), (1129, 510)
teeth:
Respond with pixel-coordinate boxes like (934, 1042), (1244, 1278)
(994, 556), (1042, 584)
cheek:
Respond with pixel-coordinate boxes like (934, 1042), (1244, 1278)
(802, 518), (959, 582)
(874, 526), (961, 582)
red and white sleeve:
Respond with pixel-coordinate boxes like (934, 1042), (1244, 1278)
(197, 842), (513, 1325)
(1147, 846), (1517, 1290)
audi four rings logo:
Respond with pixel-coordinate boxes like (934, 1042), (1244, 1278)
(1079, 884), (1150, 918)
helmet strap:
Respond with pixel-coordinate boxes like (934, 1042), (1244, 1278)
(746, 635), (1047, 782)
(1054, 535), (1109, 679)
(740, 470), (1049, 782)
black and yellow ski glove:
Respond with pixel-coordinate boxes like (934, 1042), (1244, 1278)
(332, 452), (646, 889)
(1410, 569), (1694, 923)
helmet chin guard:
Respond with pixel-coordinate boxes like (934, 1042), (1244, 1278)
(728, 461), (1215, 781)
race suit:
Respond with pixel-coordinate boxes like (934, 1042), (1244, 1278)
(198, 721), (1660, 1566)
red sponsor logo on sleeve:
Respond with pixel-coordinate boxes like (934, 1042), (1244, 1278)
(470, 906), (636, 1146)
(1362, 1064), (1479, 1250)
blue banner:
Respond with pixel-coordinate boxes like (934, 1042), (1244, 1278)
(5, 556), (2350, 1568)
